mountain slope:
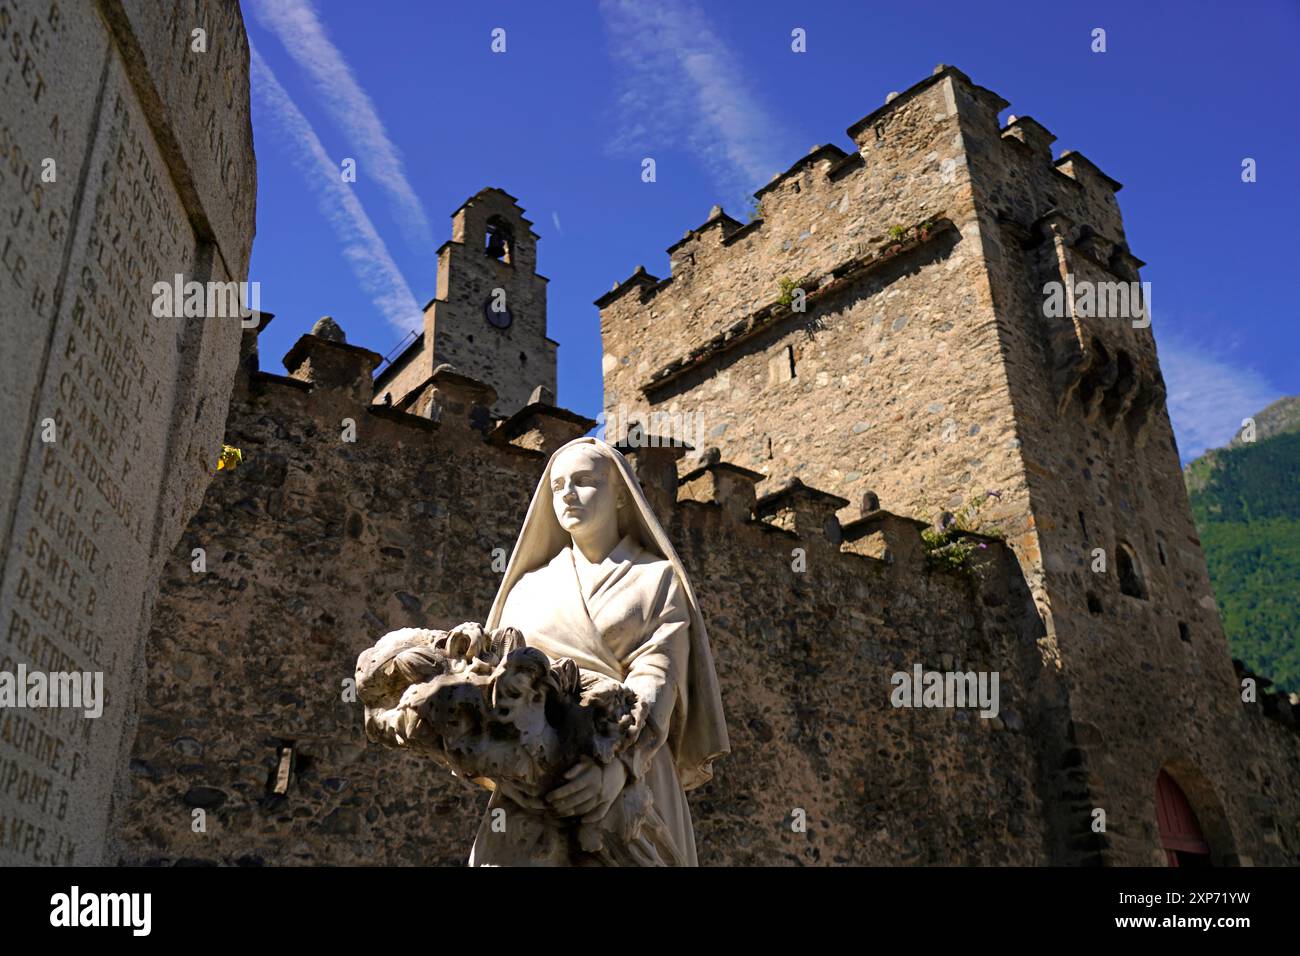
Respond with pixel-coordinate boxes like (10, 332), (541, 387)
(1185, 396), (1300, 693)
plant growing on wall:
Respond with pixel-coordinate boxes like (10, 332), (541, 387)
(884, 223), (909, 255)
(777, 276), (800, 308)
(920, 490), (1004, 577)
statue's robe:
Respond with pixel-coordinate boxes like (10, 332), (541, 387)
(469, 533), (696, 866)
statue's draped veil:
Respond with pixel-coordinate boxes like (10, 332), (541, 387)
(487, 436), (730, 789)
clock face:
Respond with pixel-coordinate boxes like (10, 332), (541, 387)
(484, 298), (513, 329)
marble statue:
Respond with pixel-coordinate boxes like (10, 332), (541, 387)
(357, 437), (729, 865)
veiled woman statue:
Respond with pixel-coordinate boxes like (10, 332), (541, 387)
(356, 437), (729, 866)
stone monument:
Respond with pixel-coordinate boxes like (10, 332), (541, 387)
(0, 0), (255, 864)
(357, 437), (729, 865)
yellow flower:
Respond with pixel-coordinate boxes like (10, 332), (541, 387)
(217, 445), (243, 472)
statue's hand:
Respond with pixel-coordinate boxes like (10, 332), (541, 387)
(619, 693), (649, 744)
(492, 778), (550, 813)
(546, 756), (627, 822)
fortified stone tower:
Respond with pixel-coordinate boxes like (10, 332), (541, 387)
(597, 65), (1280, 864)
(374, 188), (558, 416)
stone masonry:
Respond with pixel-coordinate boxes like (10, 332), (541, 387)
(597, 65), (1299, 865)
(117, 329), (1055, 865)
(114, 314), (1299, 865)
(372, 188), (558, 419)
(98, 64), (1300, 866)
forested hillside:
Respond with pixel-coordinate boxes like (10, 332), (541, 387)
(1185, 397), (1300, 693)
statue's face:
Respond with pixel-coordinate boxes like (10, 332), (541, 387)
(550, 445), (622, 537)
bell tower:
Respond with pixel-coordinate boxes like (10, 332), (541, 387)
(373, 188), (558, 416)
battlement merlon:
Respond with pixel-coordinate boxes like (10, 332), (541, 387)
(844, 63), (1008, 139)
(680, 456), (764, 524)
(755, 477), (850, 546)
(283, 333), (382, 404)
(1053, 151), (1123, 194)
(753, 144), (851, 202)
(594, 264), (666, 310)
(489, 401), (597, 457)
(1000, 115), (1056, 162)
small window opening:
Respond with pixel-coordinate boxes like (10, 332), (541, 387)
(519, 352), (527, 364)
(1087, 592), (1103, 615)
(1117, 544), (1145, 599)
(1157, 540), (1168, 566)
(1078, 511), (1088, 537)
(1178, 622), (1190, 643)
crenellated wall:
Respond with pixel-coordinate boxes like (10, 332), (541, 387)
(113, 325), (1070, 866)
(110, 325), (1300, 866)
(597, 67), (1036, 595)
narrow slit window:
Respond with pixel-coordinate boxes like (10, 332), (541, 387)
(1117, 544), (1145, 599)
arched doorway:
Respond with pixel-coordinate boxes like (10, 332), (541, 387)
(1156, 769), (1211, 867)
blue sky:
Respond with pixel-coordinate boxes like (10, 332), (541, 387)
(244, 0), (1299, 461)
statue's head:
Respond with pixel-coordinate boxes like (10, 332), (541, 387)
(548, 442), (629, 539)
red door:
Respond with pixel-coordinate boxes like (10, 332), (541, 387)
(1156, 769), (1211, 867)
